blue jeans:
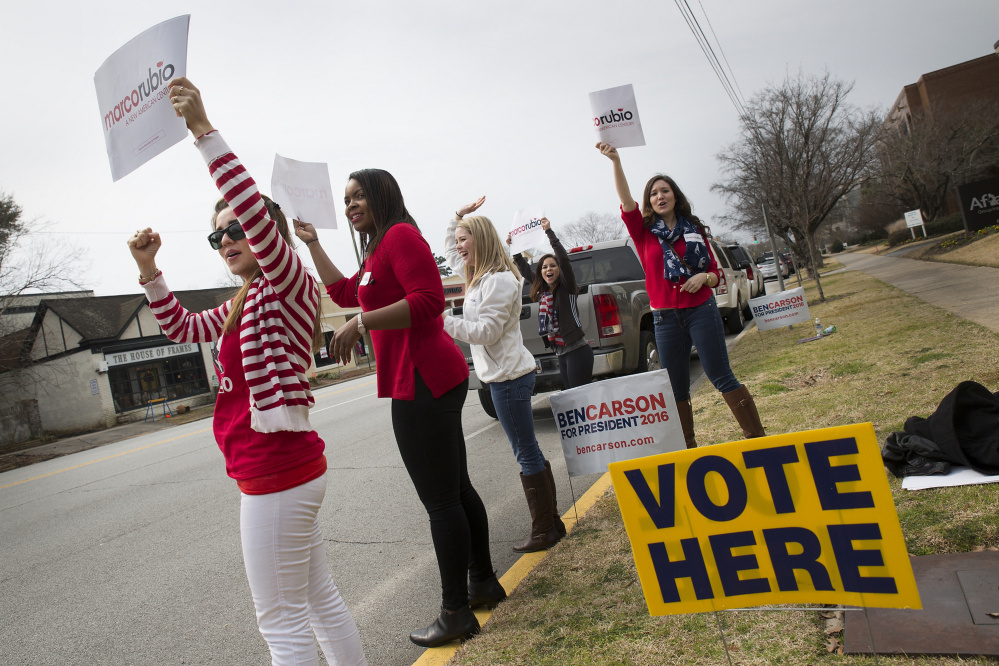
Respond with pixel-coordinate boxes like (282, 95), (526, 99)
(654, 296), (741, 403)
(490, 371), (547, 476)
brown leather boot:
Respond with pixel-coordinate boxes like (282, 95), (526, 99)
(512, 469), (561, 553)
(543, 460), (567, 537)
(676, 399), (698, 449)
(722, 385), (766, 438)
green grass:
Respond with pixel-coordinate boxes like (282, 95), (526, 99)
(448, 268), (999, 666)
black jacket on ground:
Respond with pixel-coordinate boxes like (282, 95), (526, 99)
(882, 381), (999, 477)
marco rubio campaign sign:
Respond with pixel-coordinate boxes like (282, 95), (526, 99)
(549, 370), (685, 477)
(589, 83), (646, 149)
(271, 154), (338, 229)
(509, 207), (546, 255)
(94, 15), (190, 181)
(608, 423), (921, 616)
(749, 287), (811, 331)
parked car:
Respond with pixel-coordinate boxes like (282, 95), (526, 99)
(450, 238), (654, 418)
(726, 244), (763, 301)
(758, 252), (789, 281)
(781, 252), (797, 275)
(708, 240), (751, 334)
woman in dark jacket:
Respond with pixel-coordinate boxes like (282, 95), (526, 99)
(511, 218), (594, 389)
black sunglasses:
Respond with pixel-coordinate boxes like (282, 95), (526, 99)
(207, 221), (246, 250)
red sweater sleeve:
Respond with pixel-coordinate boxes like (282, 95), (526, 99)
(387, 225), (445, 325)
(326, 275), (360, 307)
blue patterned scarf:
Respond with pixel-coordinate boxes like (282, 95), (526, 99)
(648, 214), (709, 282)
(538, 291), (563, 345)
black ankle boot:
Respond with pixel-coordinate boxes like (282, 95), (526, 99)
(409, 605), (480, 648)
(468, 574), (507, 610)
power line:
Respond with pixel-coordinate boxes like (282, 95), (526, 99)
(697, 0), (747, 104)
(676, 0), (745, 115)
(673, 0), (747, 117)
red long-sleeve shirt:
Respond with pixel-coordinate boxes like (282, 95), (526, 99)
(621, 205), (721, 310)
(327, 223), (468, 400)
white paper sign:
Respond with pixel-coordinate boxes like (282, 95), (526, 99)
(509, 207), (546, 255)
(904, 209), (924, 228)
(549, 370), (684, 477)
(270, 154), (338, 229)
(94, 15), (190, 182)
(748, 287), (811, 331)
(589, 83), (646, 148)
(902, 466), (999, 491)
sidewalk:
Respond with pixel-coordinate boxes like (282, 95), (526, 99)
(0, 368), (377, 473)
(834, 250), (999, 334)
(0, 405), (214, 473)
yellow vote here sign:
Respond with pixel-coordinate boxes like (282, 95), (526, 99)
(609, 424), (920, 615)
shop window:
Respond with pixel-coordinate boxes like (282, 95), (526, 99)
(108, 353), (210, 413)
(315, 330), (337, 368)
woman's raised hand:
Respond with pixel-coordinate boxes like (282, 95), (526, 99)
(167, 77), (215, 138)
(456, 196), (486, 218)
(596, 142), (620, 162)
(505, 233), (512, 246)
(598, 141), (636, 211)
(294, 219), (318, 245)
(540, 217), (551, 232)
(127, 227), (161, 275)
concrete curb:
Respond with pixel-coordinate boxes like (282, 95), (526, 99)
(412, 473), (616, 665)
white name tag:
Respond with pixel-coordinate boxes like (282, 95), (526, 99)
(683, 233), (702, 244)
(359, 272), (372, 286)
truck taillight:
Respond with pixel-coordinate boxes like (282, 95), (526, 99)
(744, 265), (754, 280)
(714, 272), (728, 295)
(593, 294), (623, 337)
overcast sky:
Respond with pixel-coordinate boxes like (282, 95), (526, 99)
(3, 1), (997, 297)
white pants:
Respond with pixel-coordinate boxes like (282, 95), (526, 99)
(240, 475), (366, 666)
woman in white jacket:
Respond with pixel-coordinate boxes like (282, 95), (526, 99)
(443, 197), (563, 553)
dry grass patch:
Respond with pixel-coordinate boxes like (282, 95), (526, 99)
(448, 269), (999, 666)
(933, 231), (999, 268)
(907, 226), (999, 268)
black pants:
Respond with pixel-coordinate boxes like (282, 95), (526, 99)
(391, 372), (494, 610)
(558, 343), (595, 389)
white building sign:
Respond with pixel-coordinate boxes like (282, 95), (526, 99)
(105, 343), (198, 367)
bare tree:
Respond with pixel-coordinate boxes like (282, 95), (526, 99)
(558, 212), (627, 246)
(0, 191), (89, 366)
(852, 184), (906, 238)
(873, 101), (999, 221)
(713, 72), (881, 301)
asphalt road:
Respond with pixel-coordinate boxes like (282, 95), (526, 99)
(0, 376), (601, 666)
(0, 349), (732, 665)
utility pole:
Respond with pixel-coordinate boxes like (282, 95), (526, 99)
(761, 204), (786, 292)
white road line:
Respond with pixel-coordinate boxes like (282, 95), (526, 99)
(465, 394), (550, 441)
(312, 392), (377, 414)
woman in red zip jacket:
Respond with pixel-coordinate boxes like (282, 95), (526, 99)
(596, 141), (765, 447)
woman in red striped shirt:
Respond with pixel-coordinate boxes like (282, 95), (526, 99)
(126, 79), (366, 665)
